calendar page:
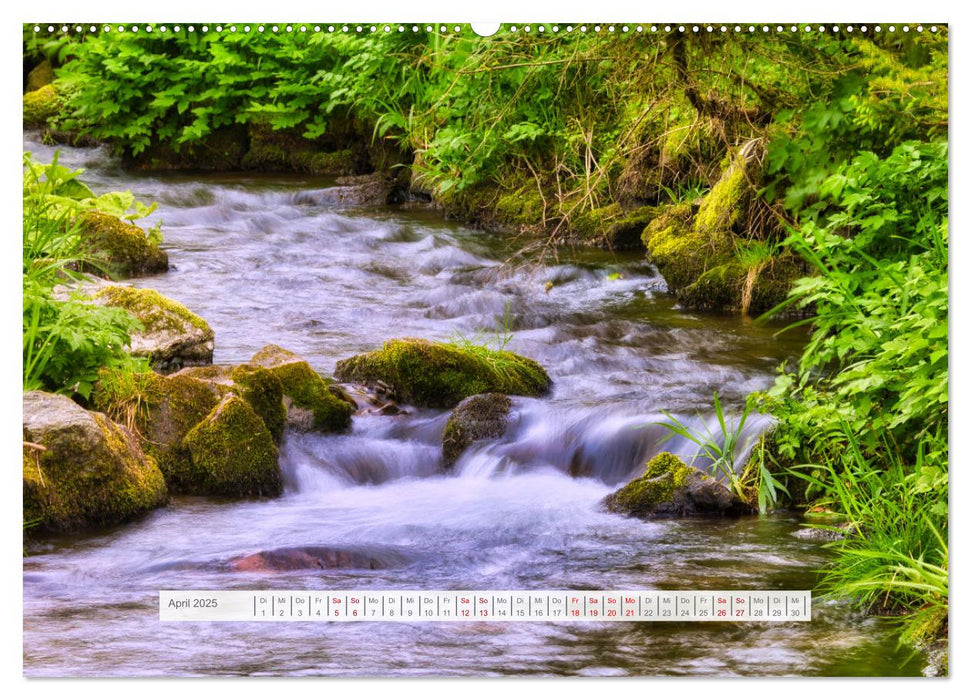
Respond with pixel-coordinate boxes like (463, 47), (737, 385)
(20, 10), (949, 680)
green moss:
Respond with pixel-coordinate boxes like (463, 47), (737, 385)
(95, 286), (210, 335)
(23, 393), (167, 533)
(494, 187), (546, 228)
(678, 260), (746, 311)
(251, 345), (353, 433)
(182, 396), (281, 498)
(230, 364), (286, 443)
(241, 141), (291, 170)
(242, 122), (363, 175)
(79, 211), (168, 279)
(334, 338), (551, 409)
(604, 452), (692, 516)
(305, 149), (356, 176)
(643, 204), (725, 291)
(26, 60), (54, 92)
(572, 204), (656, 250)
(644, 451), (690, 479)
(694, 154), (751, 235)
(23, 84), (60, 127)
(93, 369), (225, 490)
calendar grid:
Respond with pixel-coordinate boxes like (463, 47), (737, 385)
(160, 590), (812, 622)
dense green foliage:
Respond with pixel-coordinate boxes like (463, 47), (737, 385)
(22, 152), (158, 398)
(753, 33), (948, 647)
(36, 27), (896, 206)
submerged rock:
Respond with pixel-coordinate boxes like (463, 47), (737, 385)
(335, 338), (551, 409)
(250, 344), (354, 433)
(182, 395), (281, 498)
(442, 393), (513, 468)
(23, 391), (167, 533)
(78, 211), (169, 279)
(228, 545), (409, 573)
(93, 285), (214, 371)
(603, 452), (752, 518)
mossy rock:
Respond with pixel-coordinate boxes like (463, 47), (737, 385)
(26, 59), (54, 92)
(493, 186), (547, 233)
(174, 363), (288, 444)
(250, 345), (353, 433)
(288, 148), (360, 176)
(78, 210), (169, 279)
(241, 141), (291, 170)
(603, 452), (752, 518)
(23, 391), (168, 533)
(23, 84), (61, 128)
(694, 149), (756, 236)
(305, 149), (357, 176)
(229, 365), (287, 443)
(243, 121), (368, 175)
(642, 203), (732, 292)
(92, 369), (226, 490)
(678, 260), (746, 311)
(442, 393), (512, 468)
(571, 204), (656, 250)
(335, 338), (551, 409)
(742, 253), (805, 316)
(94, 285), (214, 371)
(182, 396), (281, 498)
(678, 253), (805, 316)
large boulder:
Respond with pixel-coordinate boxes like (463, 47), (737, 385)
(93, 364), (289, 497)
(176, 363), (287, 443)
(182, 396), (281, 498)
(23, 391), (167, 533)
(335, 338), (551, 409)
(442, 393), (512, 468)
(92, 369), (225, 491)
(93, 285), (214, 371)
(602, 452), (753, 518)
(78, 211), (169, 279)
(250, 344), (354, 433)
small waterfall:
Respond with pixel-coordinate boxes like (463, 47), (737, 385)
(279, 398), (775, 492)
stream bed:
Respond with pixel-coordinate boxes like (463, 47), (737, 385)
(22, 136), (925, 676)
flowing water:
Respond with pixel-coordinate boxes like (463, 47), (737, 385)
(22, 137), (925, 677)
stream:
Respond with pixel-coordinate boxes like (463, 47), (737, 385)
(23, 136), (925, 676)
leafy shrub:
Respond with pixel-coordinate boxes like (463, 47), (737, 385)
(22, 151), (157, 398)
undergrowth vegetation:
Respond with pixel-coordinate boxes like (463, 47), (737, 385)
(23, 151), (158, 399)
